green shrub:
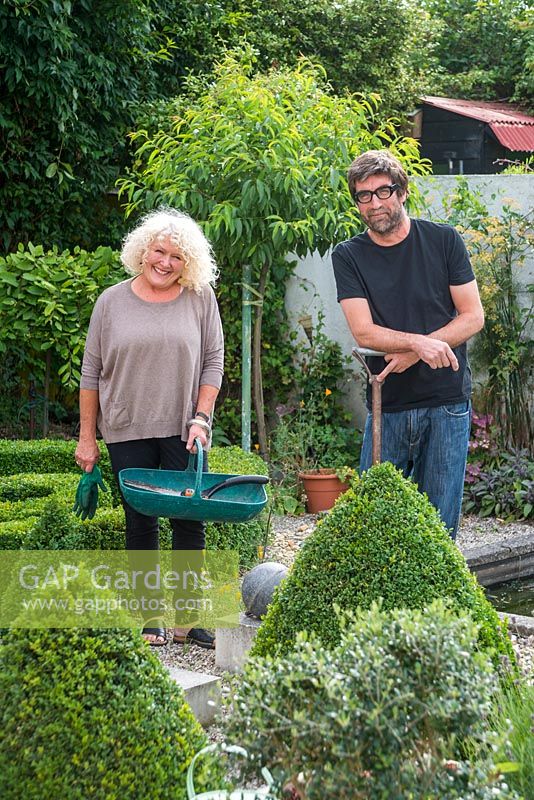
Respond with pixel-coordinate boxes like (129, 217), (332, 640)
(252, 462), (515, 672)
(227, 602), (517, 800)
(207, 445), (268, 479)
(490, 680), (534, 797)
(0, 518), (37, 549)
(0, 627), (210, 799)
(0, 438), (117, 501)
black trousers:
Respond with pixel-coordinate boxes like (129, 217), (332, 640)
(106, 436), (206, 551)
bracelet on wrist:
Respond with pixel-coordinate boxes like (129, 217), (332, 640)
(186, 418), (211, 433)
(194, 410), (210, 423)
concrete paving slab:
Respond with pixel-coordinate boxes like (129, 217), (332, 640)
(216, 612), (261, 674)
(168, 667), (220, 727)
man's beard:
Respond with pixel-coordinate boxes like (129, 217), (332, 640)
(364, 204), (405, 235)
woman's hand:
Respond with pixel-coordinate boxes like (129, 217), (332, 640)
(186, 424), (208, 453)
(75, 438), (101, 473)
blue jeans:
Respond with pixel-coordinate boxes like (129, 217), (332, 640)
(359, 401), (471, 539)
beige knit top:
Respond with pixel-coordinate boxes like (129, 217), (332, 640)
(80, 278), (224, 444)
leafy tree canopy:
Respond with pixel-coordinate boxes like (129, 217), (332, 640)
(0, 0), (183, 252)
(424, 0), (533, 107)
(238, 0), (437, 117)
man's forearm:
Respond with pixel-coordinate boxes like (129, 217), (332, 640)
(352, 324), (416, 353)
(350, 322), (459, 371)
(429, 311), (484, 348)
(353, 312), (482, 354)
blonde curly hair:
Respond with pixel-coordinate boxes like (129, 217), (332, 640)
(121, 208), (218, 292)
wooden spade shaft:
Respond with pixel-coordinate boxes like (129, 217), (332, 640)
(352, 347), (387, 466)
(370, 376), (382, 465)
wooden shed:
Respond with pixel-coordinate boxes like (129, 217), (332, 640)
(415, 96), (534, 174)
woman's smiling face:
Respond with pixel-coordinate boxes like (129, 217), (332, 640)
(141, 235), (185, 291)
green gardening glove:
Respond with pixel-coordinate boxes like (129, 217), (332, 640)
(73, 465), (108, 520)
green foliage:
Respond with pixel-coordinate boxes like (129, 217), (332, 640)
(425, 0), (533, 107)
(120, 51), (427, 263)
(0, 626), (209, 799)
(207, 445), (269, 477)
(228, 602), (517, 800)
(501, 156), (534, 174)
(230, 0), (437, 118)
(0, 473), (112, 524)
(0, 437), (116, 496)
(269, 316), (361, 509)
(251, 462), (515, 673)
(0, 245), (124, 392)
(491, 680), (534, 798)
(0, 0), (185, 251)
(216, 263), (297, 441)
(270, 314), (361, 468)
(439, 182), (533, 453)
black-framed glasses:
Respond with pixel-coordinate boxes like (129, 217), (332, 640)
(353, 183), (399, 204)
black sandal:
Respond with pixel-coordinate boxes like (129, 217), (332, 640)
(142, 621), (168, 647)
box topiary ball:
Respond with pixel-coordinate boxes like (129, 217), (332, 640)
(251, 462), (515, 672)
(0, 627), (210, 799)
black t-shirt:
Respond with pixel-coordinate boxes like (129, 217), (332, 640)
(332, 219), (475, 412)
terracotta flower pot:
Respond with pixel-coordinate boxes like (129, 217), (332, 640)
(298, 469), (349, 513)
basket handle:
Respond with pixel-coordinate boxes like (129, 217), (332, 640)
(185, 438), (204, 497)
(186, 743), (275, 799)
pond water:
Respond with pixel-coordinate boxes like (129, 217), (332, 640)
(485, 577), (534, 617)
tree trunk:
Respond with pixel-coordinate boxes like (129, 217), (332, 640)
(253, 261), (270, 458)
(43, 350), (51, 438)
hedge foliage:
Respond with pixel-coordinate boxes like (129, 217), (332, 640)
(251, 462), (515, 672)
(0, 439), (269, 567)
(0, 627), (210, 799)
(0, 438), (114, 485)
(228, 602), (516, 800)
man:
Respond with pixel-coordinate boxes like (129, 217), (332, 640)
(332, 150), (484, 538)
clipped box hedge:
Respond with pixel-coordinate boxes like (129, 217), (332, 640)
(252, 462), (515, 673)
(0, 627), (212, 799)
(0, 438), (117, 499)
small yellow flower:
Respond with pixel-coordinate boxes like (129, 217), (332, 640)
(254, 443), (260, 450)
(325, 388), (332, 396)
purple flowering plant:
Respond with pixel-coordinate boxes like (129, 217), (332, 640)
(463, 411), (534, 520)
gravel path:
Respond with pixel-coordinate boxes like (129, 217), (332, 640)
(156, 513), (534, 694)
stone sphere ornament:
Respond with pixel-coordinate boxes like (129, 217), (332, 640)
(241, 562), (289, 619)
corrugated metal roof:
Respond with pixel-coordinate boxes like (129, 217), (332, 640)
(422, 96), (534, 152)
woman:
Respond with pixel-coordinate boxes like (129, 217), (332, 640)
(75, 208), (224, 648)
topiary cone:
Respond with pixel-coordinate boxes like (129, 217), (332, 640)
(251, 462), (515, 674)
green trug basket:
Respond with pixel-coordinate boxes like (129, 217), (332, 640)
(119, 440), (268, 523)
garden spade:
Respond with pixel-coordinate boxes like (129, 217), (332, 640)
(352, 346), (387, 465)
